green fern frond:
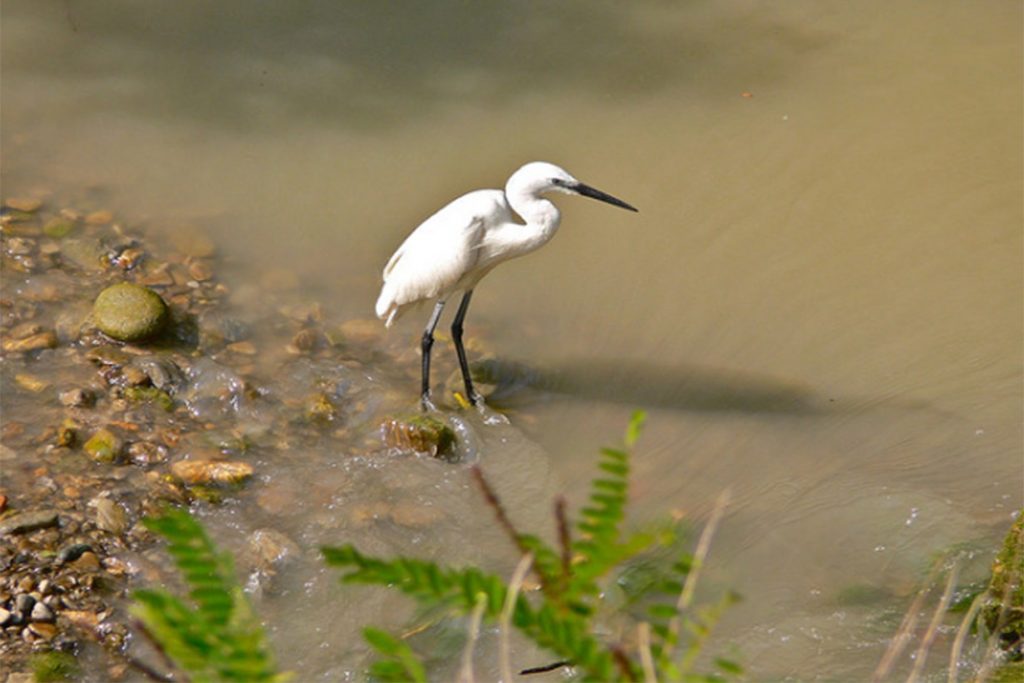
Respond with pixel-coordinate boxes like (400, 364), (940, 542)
(363, 627), (428, 683)
(131, 508), (284, 683)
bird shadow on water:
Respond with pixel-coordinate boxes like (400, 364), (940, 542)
(467, 357), (827, 416)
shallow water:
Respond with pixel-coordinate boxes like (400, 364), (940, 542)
(2, 1), (1021, 680)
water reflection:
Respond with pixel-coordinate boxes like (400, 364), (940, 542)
(6, 1), (829, 129)
(474, 357), (823, 414)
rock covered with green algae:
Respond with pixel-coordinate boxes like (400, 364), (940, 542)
(82, 428), (123, 464)
(381, 414), (457, 460)
(984, 512), (1024, 663)
(92, 282), (169, 342)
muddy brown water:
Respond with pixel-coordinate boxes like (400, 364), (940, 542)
(2, 1), (1021, 680)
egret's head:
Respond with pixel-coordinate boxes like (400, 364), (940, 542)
(507, 161), (638, 212)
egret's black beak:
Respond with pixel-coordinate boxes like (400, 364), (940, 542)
(571, 181), (639, 212)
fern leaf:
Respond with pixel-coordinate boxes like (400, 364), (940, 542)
(363, 628), (427, 683)
(132, 508), (282, 683)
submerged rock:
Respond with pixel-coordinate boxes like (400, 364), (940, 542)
(92, 282), (169, 342)
(170, 459), (254, 486)
(381, 414), (457, 459)
(0, 510), (59, 536)
(83, 428), (123, 464)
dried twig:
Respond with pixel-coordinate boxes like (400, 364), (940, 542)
(907, 561), (960, 683)
(520, 661), (570, 675)
(873, 557), (945, 681)
(500, 552), (534, 683)
(637, 622), (657, 683)
(610, 644), (637, 682)
(947, 592), (986, 683)
(458, 592), (489, 683)
(664, 489), (731, 660)
(555, 496), (572, 587)
(471, 465), (527, 556)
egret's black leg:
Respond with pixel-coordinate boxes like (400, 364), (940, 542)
(420, 301), (446, 411)
(451, 290), (483, 406)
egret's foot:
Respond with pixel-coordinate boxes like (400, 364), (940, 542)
(471, 397), (509, 426)
(420, 395), (440, 413)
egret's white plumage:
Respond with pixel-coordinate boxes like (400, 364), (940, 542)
(375, 161), (637, 411)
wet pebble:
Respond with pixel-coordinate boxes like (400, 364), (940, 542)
(4, 197), (42, 212)
(69, 551), (102, 572)
(83, 428), (123, 464)
(170, 459), (254, 485)
(0, 510), (59, 536)
(127, 441), (167, 465)
(2, 330), (57, 353)
(5, 237), (36, 256)
(56, 544), (94, 565)
(58, 387), (95, 408)
(27, 621), (58, 640)
(93, 283), (169, 342)
(30, 601), (55, 623)
(91, 497), (129, 535)
(84, 210), (113, 225)
(42, 217), (77, 239)
(381, 414), (457, 459)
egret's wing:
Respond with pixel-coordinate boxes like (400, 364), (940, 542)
(376, 194), (495, 324)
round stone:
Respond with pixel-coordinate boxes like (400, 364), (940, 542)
(92, 283), (169, 342)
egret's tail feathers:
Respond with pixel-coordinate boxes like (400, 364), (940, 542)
(375, 287), (399, 328)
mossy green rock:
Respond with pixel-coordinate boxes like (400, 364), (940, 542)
(381, 414), (457, 459)
(83, 428), (123, 464)
(93, 283), (169, 342)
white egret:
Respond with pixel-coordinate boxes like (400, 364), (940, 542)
(375, 161), (638, 412)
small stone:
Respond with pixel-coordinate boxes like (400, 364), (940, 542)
(91, 497), (129, 535)
(171, 459), (254, 485)
(120, 365), (149, 386)
(139, 264), (175, 287)
(56, 418), (79, 448)
(127, 441), (168, 465)
(5, 236), (36, 255)
(93, 283), (169, 342)
(83, 428), (123, 464)
(5, 673), (35, 683)
(84, 210), (113, 225)
(58, 388), (95, 408)
(305, 392), (338, 424)
(69, 551), (102, 572)
(30, 601), (54, 623)
(226, 340), (256, 355)
(0, 510), (59, 535)
(112, 246), (145, 270)
(42, 217), (76, 239)
(4, 197), (42, 212)
(188, 260), (213, 281)
(27, 621), (58, 640)
(61, 609), (101, 630)
(85, 345), (132, 367)
(2, 330), (57, 352)
(14, 374), (49, 392)
(60, 237), (107, 270)
(9, 321), (42, 339)
(57, 543), (93, 564)
(381, 414), (456, 459)
(0, 608), (11, 627)
(134, 356), (185, 391)
(14, 594), (36, 615)
(290, 327), (327, 353)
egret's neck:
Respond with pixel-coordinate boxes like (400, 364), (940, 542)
(504, 187), (562, 253)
